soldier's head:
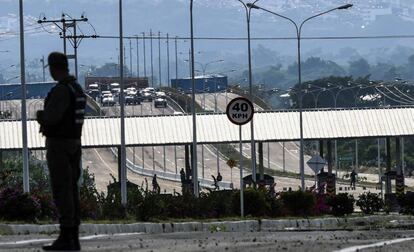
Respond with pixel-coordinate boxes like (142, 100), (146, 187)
(48, 52), (69, 81)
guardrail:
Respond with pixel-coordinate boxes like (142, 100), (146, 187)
(110, 147), (232, 190)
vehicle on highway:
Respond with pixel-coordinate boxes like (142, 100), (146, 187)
(155, 91), (166, 98)
(89, 83), (99, 89)
(126, 87), (137, 95)
(0, 110), (12, 119)
(87, 89), (100, 101)
(102, 93), (116, 106)
(154, 96), (167, 108)
(141, 91), (153, 102)
(125, 94), (141, 105)
(144, 87), (156, 93)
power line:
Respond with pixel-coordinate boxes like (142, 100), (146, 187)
(90, 34), (414, 41)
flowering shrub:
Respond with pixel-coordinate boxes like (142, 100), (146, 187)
(33, 191), (58, 220)
(0, 187), (41, 222)
(313, 194), (331, 216)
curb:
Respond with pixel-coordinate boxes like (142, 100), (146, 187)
(1, 215), (413, 235)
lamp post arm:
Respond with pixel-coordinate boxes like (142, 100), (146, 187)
(254, 7), (299, 36)
(299, 7), (339, 35)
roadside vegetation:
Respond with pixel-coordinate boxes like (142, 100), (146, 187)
(2, 152), (408, 224)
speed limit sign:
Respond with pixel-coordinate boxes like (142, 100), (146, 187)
(226, 97), (254, 125)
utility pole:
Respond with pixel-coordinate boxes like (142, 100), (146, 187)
(150, 29), (154, 86)
(38, 14), (89, 80)
(136, 37), (140, 78)
(175, 36), (178, 80)
(158, 31), (162, 87)
(166, 33), (170, 87)
(142, 32), (147, 78)
(40, 56), (46, 82)
(129, 39), (133, 77)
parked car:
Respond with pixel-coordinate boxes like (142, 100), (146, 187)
(154, 97), (167, 108)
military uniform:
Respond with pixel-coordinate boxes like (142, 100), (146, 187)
(37, 75), (86, 250)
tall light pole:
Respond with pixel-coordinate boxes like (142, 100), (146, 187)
(190, 0), (199, 197)
(136, 36), (140, 77)
(158, 31), (162, 87)
(19, 0), (29, 193)
(119, 0), (127, 205)
(166, 33), (170, 87)
(237, 0), (260, 184)
(249, 2), (353, 191)
(175, 36), (178, 80)
(150, 29), (154, 86)
(129, 39), (133, 77)
(141, 32), (147, 78)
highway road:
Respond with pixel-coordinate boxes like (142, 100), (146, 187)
(2, 229), (414, 252)
(5, 98), (409, 195)
(196, 92), (313, 176)
(106, 101), (240, 190)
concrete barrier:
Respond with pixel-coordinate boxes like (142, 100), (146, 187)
(2, 215), (414, 235)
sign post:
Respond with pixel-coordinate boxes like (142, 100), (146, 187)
(226, 97), (254, 218)
(307, 155), (326, 191)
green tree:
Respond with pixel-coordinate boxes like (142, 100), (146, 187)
(348, 58), (370, 78)
(91, 63), (130, 77)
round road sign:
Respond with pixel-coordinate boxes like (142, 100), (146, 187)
(226, 97), (254, 125)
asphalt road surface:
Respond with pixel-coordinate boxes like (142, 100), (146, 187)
(1, 229), (414, 251)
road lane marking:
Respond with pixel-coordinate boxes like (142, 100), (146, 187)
(94, 149), (117, 174)
(0, 233), (144, 246)
(0, 238), (53, 246)
(333, 237), (414, 252)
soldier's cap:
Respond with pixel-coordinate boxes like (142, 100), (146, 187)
(47, 52), (68, 70)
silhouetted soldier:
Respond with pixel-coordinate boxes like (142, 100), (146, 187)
(152, 174), (160, 194)
(37, 52), (86, 251)
(180, 168), (186, 183)
(350, 169), (358, 188)
(217, 172), (222, 182)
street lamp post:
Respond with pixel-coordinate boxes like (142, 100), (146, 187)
(141, 32), (147, 78)
(190, 0), (199, 197)
(118, 0), (127, 205)
(150, 29), (154, 86)
(249, 2), (353, 191)
(237, 0), (260, 184)
(19, 0), (30, 193)
(158, 31), (162, 87)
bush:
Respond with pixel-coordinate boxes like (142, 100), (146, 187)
(199, 190), (234, 218)
(80, 169), (103, 220)
(101, 175), (144, 220)
(265, 194), (284, 218)
(313, 194), (331, 216)
(0, 187), (41, 222)
(137, 191), (168, 221)
(398, 192), (414, 215)
(280, 190), (316, 217)
(33, 190), (58, 220)
(232, 188), (270, 217)
(356, 192), (383, 214)
(327, 193), (355, 216)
